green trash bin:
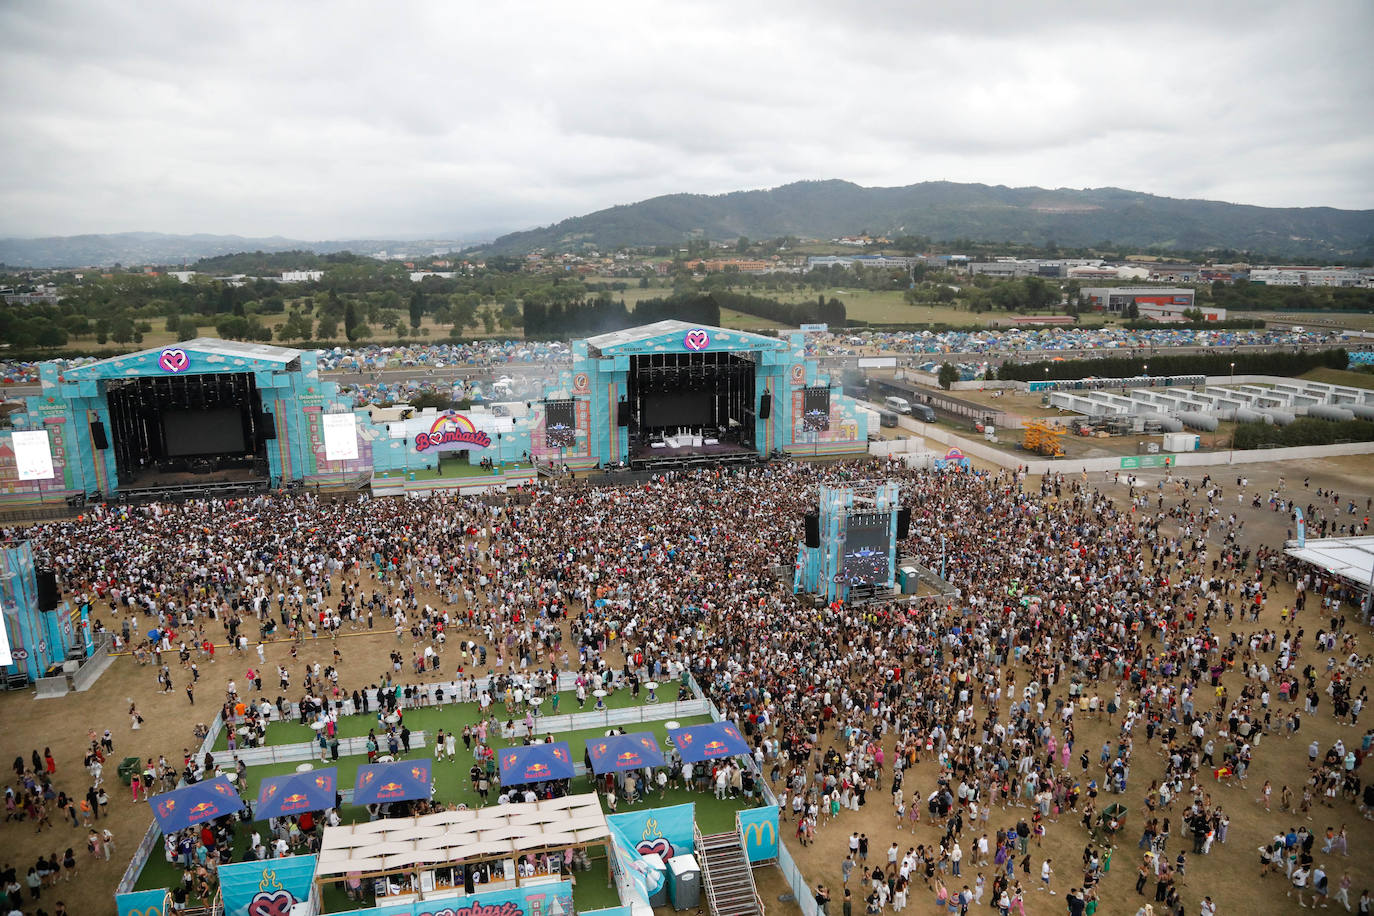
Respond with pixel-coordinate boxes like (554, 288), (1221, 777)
(118, 756), (141, 785)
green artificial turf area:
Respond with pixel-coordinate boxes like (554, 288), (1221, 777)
(215, 684), (689, 752)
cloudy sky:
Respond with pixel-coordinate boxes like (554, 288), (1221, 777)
(2, 0), (1371, 240)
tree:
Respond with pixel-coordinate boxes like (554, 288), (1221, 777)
(344, 302), (360, 341)
(938, 363), (959, 390)
(316, 314), (339, 340)
(110, 316), (137, 344)
(176, 317), (200, 341)
(409, 290), (424, 329)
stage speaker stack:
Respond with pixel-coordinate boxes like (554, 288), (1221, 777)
(617, 399), (630, 427)
(257, 412), (277, 439)
(90, 420), (109, 450)
(36, 569), (60, 612)
(896, 507), (911, 540)
(803, 511), (820, 548)
(759, 392), (772, 419)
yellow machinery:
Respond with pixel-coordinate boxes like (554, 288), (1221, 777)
(1022, 419), (1066, 456)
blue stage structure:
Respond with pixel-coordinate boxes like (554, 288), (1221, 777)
(795, 481), (901, 604)
(0, 324), (872, 508)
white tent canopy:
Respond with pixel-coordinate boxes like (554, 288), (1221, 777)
(1286, 535), (1374, 591)
(315, 793), (608, 878)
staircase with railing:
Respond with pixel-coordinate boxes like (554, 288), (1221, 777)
(695, 827), (764, 916)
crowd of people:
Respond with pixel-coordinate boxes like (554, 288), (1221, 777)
(2, 455), (1372, 916)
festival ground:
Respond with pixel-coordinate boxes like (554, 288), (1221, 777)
(0, 451), (1370, 916)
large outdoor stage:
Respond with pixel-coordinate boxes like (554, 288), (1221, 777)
(0, 323), (871, 509)
(567, 320), (871, 471)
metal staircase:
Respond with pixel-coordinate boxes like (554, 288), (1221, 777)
(696, 828), (764, 916)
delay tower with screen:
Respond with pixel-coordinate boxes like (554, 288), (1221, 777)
(795, 481), (901, 602)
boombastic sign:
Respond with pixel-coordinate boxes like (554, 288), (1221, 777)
(415, 413), (493, 452)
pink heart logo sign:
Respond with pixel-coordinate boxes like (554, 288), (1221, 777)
(158, 348), (190, 373)
(637, 837), (675, 861)
(247, 889), (296, 916)
(683, 329), (710, 351)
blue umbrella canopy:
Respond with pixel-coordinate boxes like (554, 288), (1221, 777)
(151, 776), (245, 833)
(667, 721), (751, 763)
(498, 741), (574, 784)
(255, 767), (337, 819)
(353, 759), (433, 805)
(586, 732), (665, 774)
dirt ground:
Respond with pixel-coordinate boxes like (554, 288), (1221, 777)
(1, 452), (1372, 916)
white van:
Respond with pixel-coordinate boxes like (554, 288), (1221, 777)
(884, 396), (912, 414)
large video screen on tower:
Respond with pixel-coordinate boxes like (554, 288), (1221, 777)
(545, 400), (576, 448)
(163, 407), (246, 457)
(802, 386), (831, 431)
(842, 512), (892, 585)
(644, 392), (712, 428)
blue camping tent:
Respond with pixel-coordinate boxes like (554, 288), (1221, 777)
(667, 722), (751, 763)
(498, 741), (575, 784)
(353, 759), (433, 805)
(255, 767), (337, 819)
(586, 732), (665, 774)
(151, 776), (245, 833)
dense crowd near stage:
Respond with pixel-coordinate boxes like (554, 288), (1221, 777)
(4, 458), (1373, 916)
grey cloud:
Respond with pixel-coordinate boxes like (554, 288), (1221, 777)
(0, 0), (1370, 239)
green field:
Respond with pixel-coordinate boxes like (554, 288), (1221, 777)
(214, 683), (683, 752)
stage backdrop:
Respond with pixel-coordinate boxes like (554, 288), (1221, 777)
(606, 803), (696, 904)
(218, 854), (317, 916)
(343, 880), (575, 916)
(737, 805), (780, 863)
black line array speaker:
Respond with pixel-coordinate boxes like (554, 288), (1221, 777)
(896, 507), (911, 540)
(90, 420), (109, 450)
(759, 392), (772, 420)
(36, 569), (60, 612)
(258, 412), (277, 440)
(616, 399), (630, 427)
(803, 511), (820, 548)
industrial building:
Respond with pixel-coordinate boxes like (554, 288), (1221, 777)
(1080, 286), (1195, 315)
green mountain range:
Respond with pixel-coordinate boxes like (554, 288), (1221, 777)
(475, 180), (1374, 261)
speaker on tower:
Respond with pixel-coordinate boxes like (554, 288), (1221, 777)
(896, 507), (911, 540)
(616, 399), (630, 427)
(803, 511), (820, 548)
(258, 412), (277, 440)
(36, 569), (60, 612)
(759, 392), (772, 420)
(90, 420), (109, 450)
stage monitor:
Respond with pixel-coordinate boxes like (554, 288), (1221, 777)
(644, 391), (711, 428)
(322, 412), (359, 461)
(11, 429), (55, 481)
(163, 407), (246, 457)
(842, 511), (892, 585)
(545, 400), (576, 448)
(803, 386), (831, 431)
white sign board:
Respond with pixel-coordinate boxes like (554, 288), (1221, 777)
(321, 413), (359, 461)
(11, 429), (55, 481)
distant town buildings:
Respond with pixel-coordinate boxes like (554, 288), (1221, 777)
(1249, 267), (1370, 287)
(1, 284), (61, 305)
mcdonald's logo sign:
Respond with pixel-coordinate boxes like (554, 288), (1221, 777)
(743, 820), (776, 846)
